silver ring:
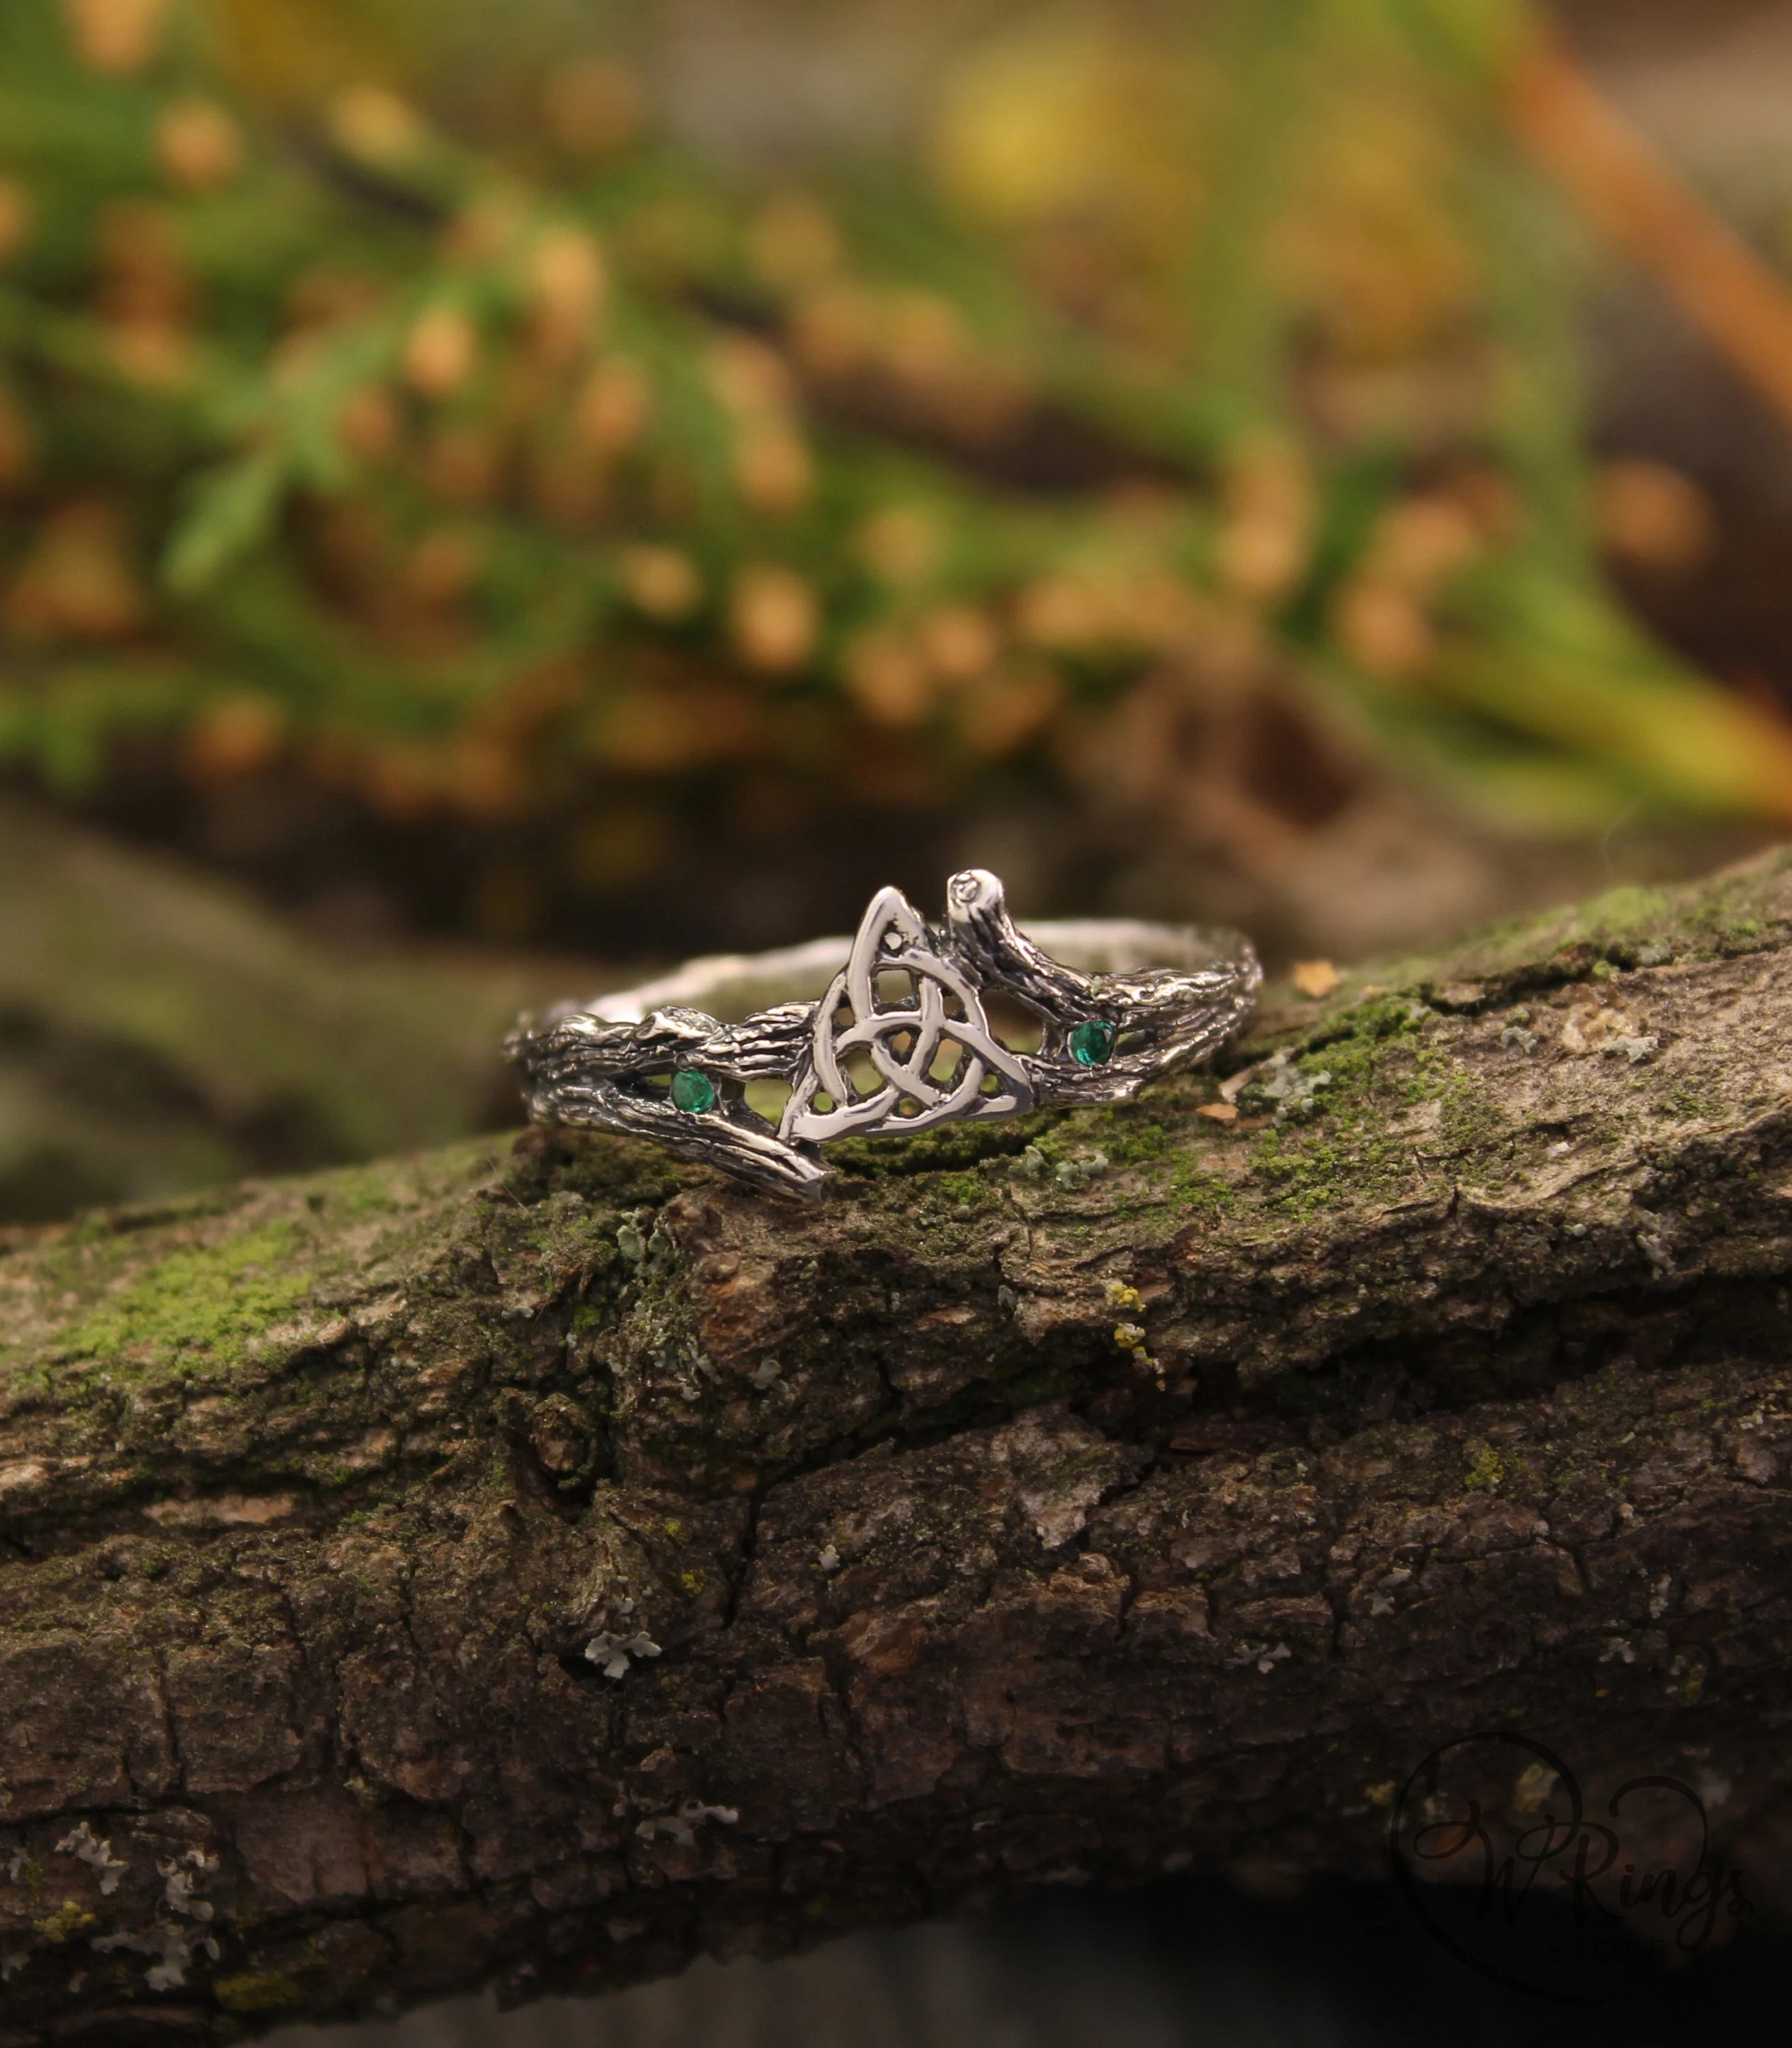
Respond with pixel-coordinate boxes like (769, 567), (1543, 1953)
(507, 870), (1262, 1199)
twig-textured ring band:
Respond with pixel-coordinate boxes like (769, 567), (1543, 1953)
(507, 869), (1262, 1199)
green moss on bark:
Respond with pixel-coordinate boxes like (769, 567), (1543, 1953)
(55, 1223), (312, 1376)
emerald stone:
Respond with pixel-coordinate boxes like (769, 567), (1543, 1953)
(1068, 1018), (1117, 1067)
(670, 1068), (716, 1113)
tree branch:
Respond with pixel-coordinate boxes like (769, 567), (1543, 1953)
(8, 851), (1792, 2040)
(0, 797), (533, 1225)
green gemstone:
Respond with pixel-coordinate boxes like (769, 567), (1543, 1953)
(1068, 1018), (1117, 1068)
(670, 1068), (716, 1113)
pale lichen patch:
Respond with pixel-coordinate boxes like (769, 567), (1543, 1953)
(145, 1493), (296, 1528)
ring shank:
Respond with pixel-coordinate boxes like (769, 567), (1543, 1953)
(583, 920), (1247, 1026)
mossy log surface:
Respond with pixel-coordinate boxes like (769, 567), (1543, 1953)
(9, 854), (1792, 2038)
(0, 797), (545, 1227)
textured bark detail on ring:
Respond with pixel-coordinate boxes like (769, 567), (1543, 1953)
(505, 869), (1261, 1199)
(504, 999), (825, 1199)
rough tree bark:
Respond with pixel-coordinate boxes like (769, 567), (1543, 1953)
(8, 851), (1792, 2042)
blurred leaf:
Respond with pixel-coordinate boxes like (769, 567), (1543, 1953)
(163, 448), (285, 593)
(1436, 557), (1792, 819)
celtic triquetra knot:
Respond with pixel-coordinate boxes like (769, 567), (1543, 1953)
(780, 886), (1035, 1145)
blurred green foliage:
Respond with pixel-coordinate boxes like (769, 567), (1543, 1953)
(1, 0), (1790, 933)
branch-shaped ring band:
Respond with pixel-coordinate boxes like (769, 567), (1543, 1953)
(507, 870), (1262, 1199)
